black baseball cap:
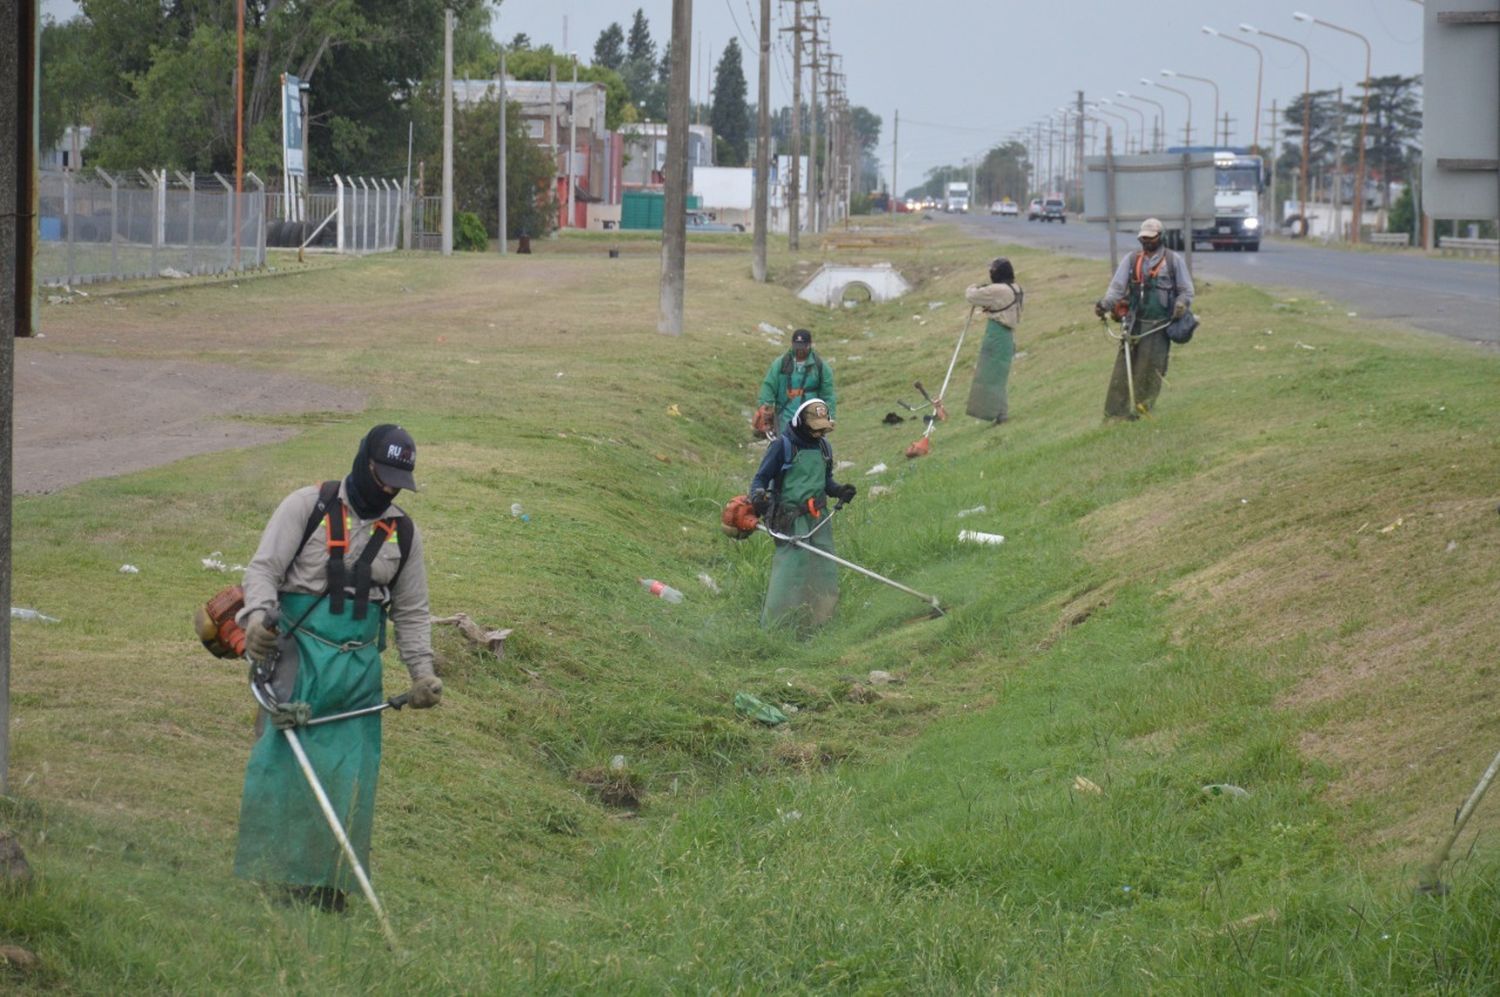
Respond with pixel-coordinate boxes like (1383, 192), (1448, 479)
(792, 328), (812, 344)
(368, 424), (418, 491)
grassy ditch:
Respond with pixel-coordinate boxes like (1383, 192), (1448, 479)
(2, 221), (1498, 990)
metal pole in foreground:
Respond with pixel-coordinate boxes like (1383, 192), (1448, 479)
(498, 51), (507, 254)
(752, 0), (770, 282)
(1417, 745), (1500, 893)
(440, 8), (454, 256)
(757, 526), (943, 614)
(657, 0), (691, 335)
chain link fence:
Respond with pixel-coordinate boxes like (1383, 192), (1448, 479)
(264, 178), (406, 255)
(38, 169), (267, 286)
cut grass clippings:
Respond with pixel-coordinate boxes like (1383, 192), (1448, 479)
(2, 220), (1498, 991)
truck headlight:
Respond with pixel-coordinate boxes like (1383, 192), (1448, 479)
(1243, 217), (1260, 230)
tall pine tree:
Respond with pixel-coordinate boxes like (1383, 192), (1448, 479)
(626, 9), (656, 65)
(593, 23), (625, 70)
(710, 38), (749, 166)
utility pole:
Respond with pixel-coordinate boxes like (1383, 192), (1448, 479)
(567, 59), (578, 230)
(890, 109), (898, 214)
(549, 62), (558, 223)
(441, 8), (454, 255)
(1075, 90), (1085, 212)
(498, 51), (507, 254)
(781, 0), (803, 249)
(807, 14), (822, 234)
(658, 0), (691, 335)
(753, 0), (770, 281)
(2, 0), (43, 797)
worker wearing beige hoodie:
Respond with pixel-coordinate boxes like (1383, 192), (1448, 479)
(963, 257), (1024, 423)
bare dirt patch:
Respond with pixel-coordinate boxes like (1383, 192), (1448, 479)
(13, 342), (362, 494)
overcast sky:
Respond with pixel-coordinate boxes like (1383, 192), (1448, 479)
(45, 0), (1425, 186)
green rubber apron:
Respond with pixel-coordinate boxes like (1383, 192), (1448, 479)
(762, 445), (839, 629)
(965, 318), (1015, 422)
(1105, 262), (1173, 418)
(234, 590), (384, 891)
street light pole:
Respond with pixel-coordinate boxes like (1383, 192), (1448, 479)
(1203, 26), (1264, 154)
(1090, 104), (1133, 156)
(1118, 91), (1166, 152)
(1294, 12), (1373, 243)
(1103, 99), (1145, 154)
(1163, 69), (1220, 146)
(1243, 24), (1311, 236)
(1144, 77), (1194, 146)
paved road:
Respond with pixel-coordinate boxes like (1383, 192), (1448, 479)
(961, 214), (1499, 347)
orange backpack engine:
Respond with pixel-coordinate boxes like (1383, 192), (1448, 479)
(194, 585), (247, 659)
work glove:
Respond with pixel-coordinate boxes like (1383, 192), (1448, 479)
(1172, 299), (1188, 320)
(269, 701), (311, 730)
(829, 483), (857, 504)
(1094, 299), (1108, 319)
(408, 674), (443, 709)
(750, 489), (772, 516)
(244, 612), (278, 661)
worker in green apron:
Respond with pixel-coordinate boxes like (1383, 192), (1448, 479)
(749, 399), (856, 629)
(234, 425), (441, 911)
(756, 328), (837, 433)
(963, 257), (1025, 423)
(1094, 218), (1195, 418)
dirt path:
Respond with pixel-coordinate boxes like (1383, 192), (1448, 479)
(13, 343), (363, 494)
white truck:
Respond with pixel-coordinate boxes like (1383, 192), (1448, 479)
(943, 181), (970, 214)
(1164, 149), (1264, 251)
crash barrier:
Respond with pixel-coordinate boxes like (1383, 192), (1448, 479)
(267, 177), (407, 255)
(37, 169), (267, 286)
(1438, 236), (1500, 257)
(1368, 232), (1412, 247)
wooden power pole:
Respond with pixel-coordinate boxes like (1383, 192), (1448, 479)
(782, 0), (804, 250)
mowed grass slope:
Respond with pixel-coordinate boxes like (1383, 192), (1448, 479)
(2, 223), (1498, 991)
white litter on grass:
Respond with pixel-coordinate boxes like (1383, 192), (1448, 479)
(118, 564), (140, 575)
(555, 371), (566, 378)
(1295, 342), (1317, 351)
(201, 552), (246, 573)
(1446, 540), (1458, 553)
(610, 755), (627, 772)
(956, 505), (987, 518)
(845, 355), (863, 362)
(1347, 312), (1358, 317)
(159, 267), (190, 279)
(927, 301), (945, 311)
(758, 322), (785, 336)
(869, 485), (891, 497)
(868, 670), (896, 685)
(865, 462), (888, 476)
(1202, 783), (1250, 799)
(835, 460), (855, 471)
(958, 530), (1005, 546)
(697, 573), (721, 594)
(11, 607), (61, 623)
(777, 808), (803, 823)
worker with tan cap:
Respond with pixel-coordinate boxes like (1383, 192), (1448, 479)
(1093, 218), (1194, 418)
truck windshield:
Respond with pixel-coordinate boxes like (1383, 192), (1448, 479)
(1215, 167), (1260, 192)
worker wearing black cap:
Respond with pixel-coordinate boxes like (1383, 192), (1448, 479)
(754, 328), (837, 435)
(234, 424), (439, 912)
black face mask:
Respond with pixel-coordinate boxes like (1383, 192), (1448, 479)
(345, 430), (397, 519)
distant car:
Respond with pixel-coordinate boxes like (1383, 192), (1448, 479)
(998, 199), (1018, 217)
(686, 211), (745, 233)
(1042, 197), (1067, 224)
(1027, 198), (1044, 221)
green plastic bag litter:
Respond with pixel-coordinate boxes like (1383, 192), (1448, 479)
(734, 692), (788, 726)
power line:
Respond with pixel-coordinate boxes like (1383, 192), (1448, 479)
(723, 0), (755, 53)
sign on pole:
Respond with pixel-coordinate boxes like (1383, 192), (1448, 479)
(281, 73), (306, 221)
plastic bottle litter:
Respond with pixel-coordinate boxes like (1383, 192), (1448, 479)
(958, 530), (1005, 546)
(10, 607), (60, 623)
(118, 564), (140, 574)
(865, 462), (888, 476)
(510, 503), (530, 523)
(956, 505), (988, 518)
(638, 578), (684, 603)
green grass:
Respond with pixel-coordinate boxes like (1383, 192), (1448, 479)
(3, 221), (1498, 991)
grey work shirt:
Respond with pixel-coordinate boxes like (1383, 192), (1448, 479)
(238, 481), (435, 680)
(1101, 247), (1195, 312)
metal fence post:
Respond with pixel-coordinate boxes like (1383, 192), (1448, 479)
(402, 178), (413, 250)
(63, 170), (76, 285)
(176, 171), (197, 273)
(96, 168), (119, 277)
(212, 172), (233, 271)
(374, 178), (385, 251)
(334, 176), (346, 252)
(246, 172), (265, 267)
